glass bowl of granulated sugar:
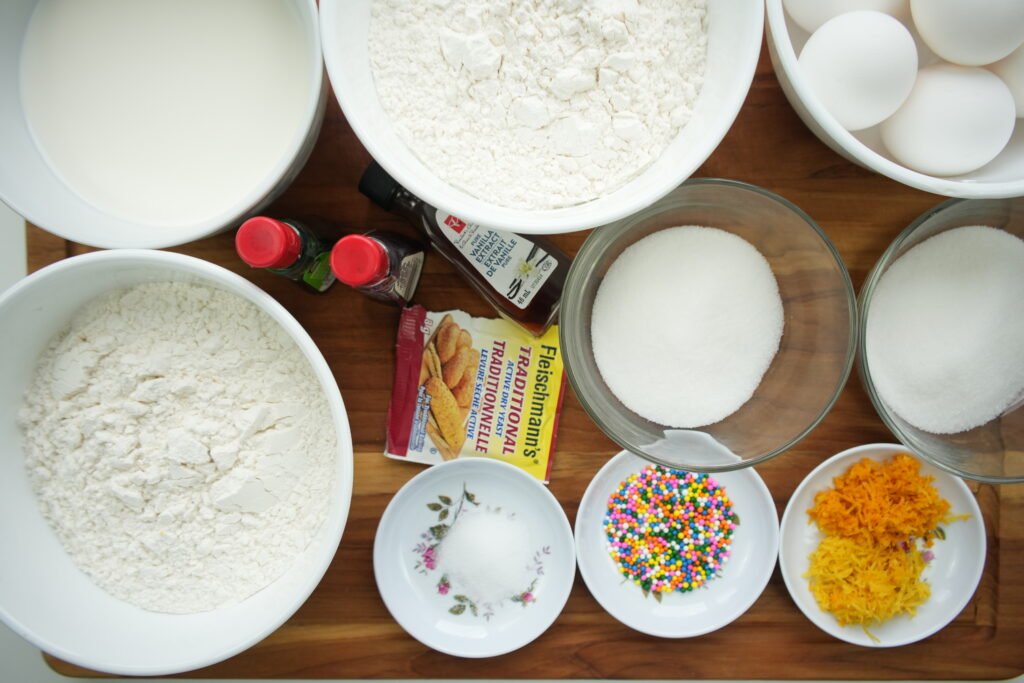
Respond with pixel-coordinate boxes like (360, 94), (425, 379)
(860, 197), (1024, 484)
(560, 179), (857, 472)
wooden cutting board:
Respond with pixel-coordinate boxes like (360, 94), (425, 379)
(31, 45), (1024, 680)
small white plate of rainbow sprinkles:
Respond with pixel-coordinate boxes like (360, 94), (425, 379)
(575, 450), (779, 638)
(779, 443), (986, 647)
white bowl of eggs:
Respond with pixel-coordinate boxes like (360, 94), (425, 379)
(767, 0), (1024, 198)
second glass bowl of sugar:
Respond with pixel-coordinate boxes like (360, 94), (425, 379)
(859, 197), (1024, 484)
(561, 180), (857, 472)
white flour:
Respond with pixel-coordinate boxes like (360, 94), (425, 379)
(368, 0), (708, 209)
(18, 283), (335, 613)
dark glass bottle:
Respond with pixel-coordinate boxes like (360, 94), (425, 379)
(330, 231), (425, 306)
(359, 162), (568, 335)
(235, 216), (334, 293)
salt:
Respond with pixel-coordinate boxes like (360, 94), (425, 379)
(591, 226), (784, 428)
(865, 225), (1024, 434)
(436, 507), (535, 605)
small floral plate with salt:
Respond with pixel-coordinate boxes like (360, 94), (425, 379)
(373, 458), (575, 658)
(575, 450), (779, 638)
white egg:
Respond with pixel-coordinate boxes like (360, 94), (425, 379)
(907, 21), (942, 68)
(991, 45), (1024, 117)
(783, 0), (909, 34)
(799, 12), (918, 131)
(880, 64), (1016, 176)
(911, 0), (1024, 66)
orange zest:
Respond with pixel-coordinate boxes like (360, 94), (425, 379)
(804, 453), (967, 637)
(808, 453), (957, 548)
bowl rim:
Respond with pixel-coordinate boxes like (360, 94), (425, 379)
(778, 442), (986, 647)
(372, 457), (576, 658)
(0, 0), (326, 250)
(574, 449), (780, 638)
(856, 197), (1024, 485)
(764, 0), (1024, 200)
(560, 177), (858, 473)
(0, 249), (354, 675)
(318, 0), (765, 234)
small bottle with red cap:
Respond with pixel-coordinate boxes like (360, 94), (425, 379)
(330, 231), (425, 306)
(235, 216), (335, 293)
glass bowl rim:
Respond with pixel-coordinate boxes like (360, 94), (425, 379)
(560, 177), (858, 473)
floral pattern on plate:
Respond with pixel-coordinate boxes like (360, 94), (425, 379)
(412, 482), (549, 619)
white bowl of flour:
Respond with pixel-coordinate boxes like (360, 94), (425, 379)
(0, 0), (325, 249)
(320, 0), (763, 234)
(0, 251), (353, 675)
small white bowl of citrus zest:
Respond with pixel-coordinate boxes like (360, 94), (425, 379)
(779, 443), (985, 647)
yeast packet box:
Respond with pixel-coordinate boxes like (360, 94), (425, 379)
(385, 306), (566, 482)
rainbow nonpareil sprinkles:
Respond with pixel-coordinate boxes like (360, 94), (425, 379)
(604, 466), (738, 596)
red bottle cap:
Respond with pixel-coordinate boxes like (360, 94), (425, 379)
(331, 234), (389, 287)
(235, 217), (302, 269)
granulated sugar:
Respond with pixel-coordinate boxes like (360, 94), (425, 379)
(367, 0), (708, 210)
(436, 507), (534, 605)
(865, 226), (1024, 434)
(591, 226), (784, 428)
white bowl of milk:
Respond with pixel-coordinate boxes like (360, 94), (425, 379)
(0, 0), (325, 249)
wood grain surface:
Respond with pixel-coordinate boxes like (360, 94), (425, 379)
(32, 44), (1024, 680)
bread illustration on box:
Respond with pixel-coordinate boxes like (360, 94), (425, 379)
(419, 314), (479, 460)
(385, 305), (566, 482)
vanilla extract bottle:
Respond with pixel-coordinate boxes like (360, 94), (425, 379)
(359, 161), (568, 336)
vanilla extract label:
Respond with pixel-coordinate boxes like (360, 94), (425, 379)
(435, 211), (558, 310)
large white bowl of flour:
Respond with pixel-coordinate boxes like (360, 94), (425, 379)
(0, 251), (353, 675)
(0, 0), (325, 249)
(320, 0), (763, 234)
